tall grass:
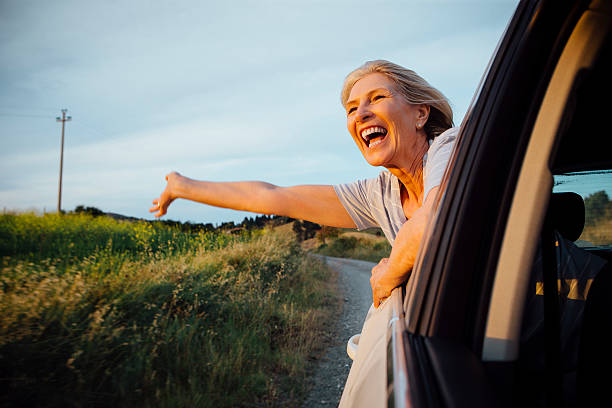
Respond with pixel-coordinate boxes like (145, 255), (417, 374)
(0, 212), (239, 262)
(0, 213), (338, 407)
(581, 214), (612, 246)
(316, 234), (391, 263)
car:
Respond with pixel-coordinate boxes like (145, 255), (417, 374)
(338, 0), (612, 406)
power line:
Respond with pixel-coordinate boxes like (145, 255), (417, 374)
(0, 112), (54, 119)
(0, 109), (112, 138)
(70, 117), (109, 139)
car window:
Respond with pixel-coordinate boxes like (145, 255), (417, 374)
(553, 170), (612, 248)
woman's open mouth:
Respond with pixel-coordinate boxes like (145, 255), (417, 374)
(361, 126), (388, 148)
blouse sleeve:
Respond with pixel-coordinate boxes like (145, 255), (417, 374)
(333, 177), (380, 230)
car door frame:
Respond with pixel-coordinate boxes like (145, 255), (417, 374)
(388, 0), (608, 406)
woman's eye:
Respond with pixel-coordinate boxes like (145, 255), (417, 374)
(347, 107), (356, 115)
(372, 94), (385, 101)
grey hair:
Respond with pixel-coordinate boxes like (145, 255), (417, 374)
(341, 60), (454, 140)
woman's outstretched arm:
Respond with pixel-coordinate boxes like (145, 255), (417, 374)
(149, 172), (357, 228)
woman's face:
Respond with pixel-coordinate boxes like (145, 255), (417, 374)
(345, 73), (429, 168)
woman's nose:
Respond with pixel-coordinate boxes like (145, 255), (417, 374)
(355, 105), (373, 123)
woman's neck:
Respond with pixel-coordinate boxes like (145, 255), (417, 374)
(387, 136), (429, 206)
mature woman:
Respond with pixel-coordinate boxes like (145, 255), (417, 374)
(150, 60), (457, 307)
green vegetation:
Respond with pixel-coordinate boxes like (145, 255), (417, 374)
(292, 220), (321, 242)
(0, 212), (338, 407)
(582, 190), (612, 246)
(315, 231), (391, 263)
(0, 212), (242, 265)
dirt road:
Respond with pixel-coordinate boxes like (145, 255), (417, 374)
(301, 256), (374, 407)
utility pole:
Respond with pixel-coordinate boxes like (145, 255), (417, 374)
(56, 109), (71, 213)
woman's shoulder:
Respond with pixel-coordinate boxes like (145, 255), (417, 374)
(433, 127), (459, 146)
(423, 127), (458, 169)
(338, 171), (394, 193)
(350, 171), (397, 193)
(427, 127), (459, 157)
(377, 170), (398, 184)
(376, 171), (402, 195)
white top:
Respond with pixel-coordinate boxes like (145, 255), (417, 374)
(333, 127), (458, 243)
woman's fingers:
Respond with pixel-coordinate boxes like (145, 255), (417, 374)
(372, 285), (389, 308)
(149, 199), (164, 217)
(371, 263), (388, 308)
(371, 265), (380, 307)
(149, 172), (180, 218)
(149, 195), (170, 217)
(148, 199), (158, 213)
(371, 258), (389, 276)
(370, 258), (395, 307)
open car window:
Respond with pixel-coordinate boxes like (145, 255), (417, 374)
(553, 170), (612, 248)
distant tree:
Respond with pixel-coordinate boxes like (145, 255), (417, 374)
(302, 221), (321, 240)
(292, 220), (321, 242)
(270, 215), (294, 227)
(254, 215), (269, 228)
(584, 190), (610, 225)
(201, 223), (215, 232)
(73, 205), (104, 217)
(219, 221), (236, 230)
(317, 225), (339, 244)
(293, 220), (305, 242)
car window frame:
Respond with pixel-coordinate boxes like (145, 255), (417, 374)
(483, 5), (612, 362)
(404, 0), (587, 351)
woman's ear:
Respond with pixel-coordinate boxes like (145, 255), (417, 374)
(417, 104), (430, 123)
(414, 104), (430, 130)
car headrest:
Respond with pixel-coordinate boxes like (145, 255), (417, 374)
(547, 192), (585, 242)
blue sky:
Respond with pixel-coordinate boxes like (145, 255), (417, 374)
(0, 0), (519, 225)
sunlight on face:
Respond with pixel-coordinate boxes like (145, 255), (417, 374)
(345, 73), (428, 169)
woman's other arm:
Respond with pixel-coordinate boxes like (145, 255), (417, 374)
(369, 186), (440, 307)
(149, 172), (356, 229)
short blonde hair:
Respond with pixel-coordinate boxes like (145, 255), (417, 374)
(341, 60), (453, 139)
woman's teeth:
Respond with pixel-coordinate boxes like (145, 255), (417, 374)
(369, 138), (384, 148)
(360, 126), (387, 141)
(359, 126), (388, 148)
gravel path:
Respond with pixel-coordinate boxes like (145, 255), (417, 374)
(301, 256), (374, 408)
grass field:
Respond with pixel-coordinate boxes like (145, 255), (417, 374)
(315, 231), (391, 263)
(0, 212), (338, 407)
(581, 216), (612, 246)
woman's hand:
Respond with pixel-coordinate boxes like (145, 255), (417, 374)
(150, 172), (182, 217)
(370, 186), (440, 307)
(370, 258), (406, 308)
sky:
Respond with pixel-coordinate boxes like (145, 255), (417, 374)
(0, 0), (519, 225)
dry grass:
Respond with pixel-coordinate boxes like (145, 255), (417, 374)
(315, 232), (391, 263)
(0, 214), (338, 407)
(580, 215), (612, 246)
(339, 231), (387, 243)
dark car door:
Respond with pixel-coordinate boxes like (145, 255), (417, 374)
(391, 0), (612, 407)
